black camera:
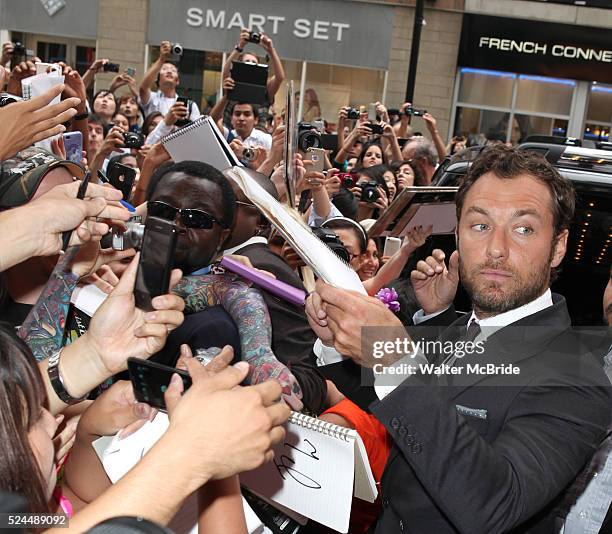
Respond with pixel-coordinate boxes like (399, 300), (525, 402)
(12, 42), (26, 56)
(111, 216), (145, 250)
(346, 107), (360, 120)
(366, 122), (384, 135)
(0, 93), (20, 108)
(404, 107), (427, 117)
(359, 181), (380, 203)
(247, 31), (261, 44)
(310, 227), (350, 264)
(297, 122), (322, 152)
(122, 131), (145, 149)
(103, 62), (120, 73)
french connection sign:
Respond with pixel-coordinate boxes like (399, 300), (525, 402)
(147, 0), (395, 70)
(458, 14), (612, 84)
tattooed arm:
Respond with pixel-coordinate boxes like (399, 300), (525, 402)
(173, 273), (304, 410)
(18, 247), (80, 361)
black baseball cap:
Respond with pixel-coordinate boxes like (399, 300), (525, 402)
(0, 147), (85, 208)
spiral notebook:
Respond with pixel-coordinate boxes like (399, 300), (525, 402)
(240, 412), (377, 533)
(161, 116), (241, 170)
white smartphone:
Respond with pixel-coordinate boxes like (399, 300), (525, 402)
(368, 103), (377, 122)
(306, 147), (326, 173)
(383, 236), (402, 257)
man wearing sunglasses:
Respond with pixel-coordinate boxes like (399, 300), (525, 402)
(147, 161), (235, 274)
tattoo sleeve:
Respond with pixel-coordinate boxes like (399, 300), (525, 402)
(18, 247), (80, 361)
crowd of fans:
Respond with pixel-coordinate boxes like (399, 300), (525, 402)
(0, 26), (610, 534)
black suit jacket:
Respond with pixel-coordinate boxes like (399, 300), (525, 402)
(235, 242), (327, 414)
(356, 295), (611, 533)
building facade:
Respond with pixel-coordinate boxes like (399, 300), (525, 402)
(1, 0), (610, 143)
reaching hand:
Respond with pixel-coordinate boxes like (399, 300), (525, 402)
(88, 59), (109, 74)
(77, 380), (157, 440)
(422, 112), (437, 132)
(260, 34), (274, 53)
(159, 41), (172, 62)
(85, 253), (185, 375)
(238, 28), (250, 49)
(222, 76), (235, 95)
(25, 181), (130, 257)
(0, 84), (80, 159)
(1, 41), (14, 66)
(163, 358), (290, 482)
(7, 60), (36, 95)
(411, 249), (459, 315)
(402, 224), (433, 253)
(99, 125), (125, 156)
(164, 101), (188, 126)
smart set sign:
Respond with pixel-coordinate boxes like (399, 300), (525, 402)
(459, 14), (612, 83)
(147, 0), (395, 70)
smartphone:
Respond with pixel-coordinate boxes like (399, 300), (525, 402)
(175, 96), (190, 127)
(368, 103), (377, 122)
(134, 217), (178, 311)
(107, 161), (136, 201)
(125, 66), (136, 77)
(383, 236), (402, 257)
(128, 357), (192, 411)
(306, 147), (326, 173)
(63, 131), (83, 164)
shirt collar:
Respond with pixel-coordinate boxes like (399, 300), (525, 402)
(467, 288), (553, 339)
(223, 236), (268, 256)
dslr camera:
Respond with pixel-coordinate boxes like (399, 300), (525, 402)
(168, 43), (183, 62)
(110, 216), (145, 250)
(310, 227), (350, 264)
(404, 106), (427, 117)
(123, 131), (145, 149)
(297, 122), (322, 152)
(346, 107), (360, 120)
(359, 181), (380, 203)
(247, 31), (261, 44)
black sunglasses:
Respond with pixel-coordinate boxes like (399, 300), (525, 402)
(147, 200), (226, 229)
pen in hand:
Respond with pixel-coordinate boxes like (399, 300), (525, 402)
(60, 171), (92, 254)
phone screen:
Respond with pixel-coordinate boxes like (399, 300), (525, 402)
(128, 357), (192, 411)
(134, 217), (177, 311)
(63, 132), (83, 164)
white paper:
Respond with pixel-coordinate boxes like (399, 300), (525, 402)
(92, 413), (263, 534)
(240, 412), (377, 533)
(70, 283), (108, 317)
(226, 167), (366, 295)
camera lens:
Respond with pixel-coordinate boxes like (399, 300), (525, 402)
(172, 43), (183, 56)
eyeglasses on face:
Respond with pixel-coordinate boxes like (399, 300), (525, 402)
(147, 200), (226, 230)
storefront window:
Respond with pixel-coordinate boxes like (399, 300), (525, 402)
(453, 68), (574, 145)
(584, 83), (612, 142)
(36, 41), (67, 63)
(515, 75), (574, 116)
(454, 107), (509, 144)
(302, 62), (385, 126)
(458, 68), (514, 108)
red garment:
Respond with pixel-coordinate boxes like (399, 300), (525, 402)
(323, 398), (391, 533)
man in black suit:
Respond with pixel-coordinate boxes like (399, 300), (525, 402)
(306, 145), (612, 533)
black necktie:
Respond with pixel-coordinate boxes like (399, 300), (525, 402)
(443, 320), (482, 367)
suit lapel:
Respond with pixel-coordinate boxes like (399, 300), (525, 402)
(446, 294), (572, 399)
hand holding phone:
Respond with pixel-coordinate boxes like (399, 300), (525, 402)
(134, 217), (178, 311)
(306, 147), (326, 173)
(128, 357), (192, 411)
